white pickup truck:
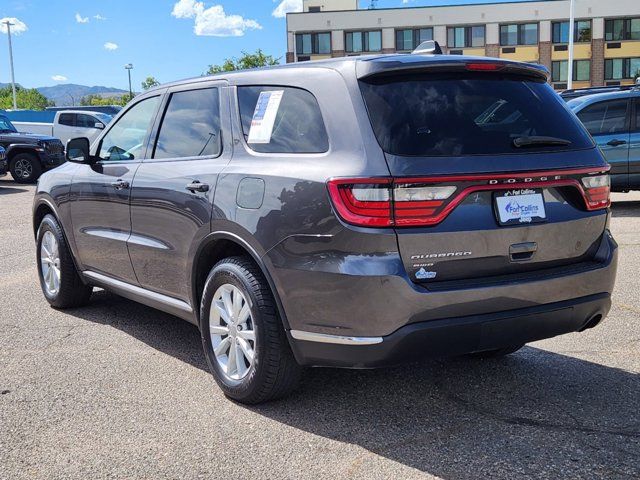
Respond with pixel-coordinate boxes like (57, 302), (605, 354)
(11, 110), (113, 143)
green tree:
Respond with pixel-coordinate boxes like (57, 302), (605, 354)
(0, 85), (53, 110)
(141, 76), (160, 90)
(80, 93), (134, 107)
(206, 49), (279, 75)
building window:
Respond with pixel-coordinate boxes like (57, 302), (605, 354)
(500, 23), (538, 46)
(552, 20), (592, 43)
(295, 32), (331, 55)
(551, 60), (591, 82)
(447, 26), (485, 48)
(395, 28), (433, 51)
(345, 30), (382, 53)
(605, 18), (640, 41)
(605, 58), (640, 80)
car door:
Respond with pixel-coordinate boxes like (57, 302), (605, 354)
(128, 82), (231, 303)
(576, 98), (631, 190)
(629, 97), (640, 189)
(69, 94), (162, 283)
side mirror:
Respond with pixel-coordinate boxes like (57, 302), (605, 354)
(94, 122), (105, 130)
(66, 137), (92, 164)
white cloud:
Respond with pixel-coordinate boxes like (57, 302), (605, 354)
(94, 14), (107, 20)
(0, 17), (28, 35)
(272, 0), (302, 18)
(51, 75), (68, 82)
(75, 13), (89, 24)
(104, 42), (119, 51)
(171, 0), (261, 37)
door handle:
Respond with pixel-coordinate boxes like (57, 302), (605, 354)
(607, 139), (627, 147)
(509, 242), (537, 262)
(111, 179), (130, 190)
(185, 181), (209, 193)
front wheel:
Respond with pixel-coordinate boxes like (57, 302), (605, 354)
(200, 256), (301, 404)
(10, 153), (42, 184)
(37, 214), (93, 308)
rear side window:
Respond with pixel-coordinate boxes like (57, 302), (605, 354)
(154, 88), (221, 159)
(576, 99), (629, 136)
(360, 73), (593, 156)
(59, 113), (75, 126)
(238, 86), (328, 153)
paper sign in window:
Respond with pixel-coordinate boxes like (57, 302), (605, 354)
(247, 90), (284, 144)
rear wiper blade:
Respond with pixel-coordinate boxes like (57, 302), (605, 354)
(513, 136), (572, 148)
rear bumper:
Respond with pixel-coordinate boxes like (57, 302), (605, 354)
(289, 292), (611, 367)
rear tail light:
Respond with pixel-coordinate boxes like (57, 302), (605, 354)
(581, 174), (611, 210)
(466, 62), (505, 72)
(328, 168), (610, 228)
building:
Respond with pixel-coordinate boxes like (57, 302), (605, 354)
(286, 0), (640, 89)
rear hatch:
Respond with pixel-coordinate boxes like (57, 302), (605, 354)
(351, 59), (610, 285)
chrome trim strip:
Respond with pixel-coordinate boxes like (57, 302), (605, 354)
(83, 271), (192, 313)
(290, 329), (383, 345)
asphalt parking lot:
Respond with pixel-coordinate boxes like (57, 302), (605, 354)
(0, 177), (638, 480)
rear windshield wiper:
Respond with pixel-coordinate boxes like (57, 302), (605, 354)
(513, 136), (572, 148)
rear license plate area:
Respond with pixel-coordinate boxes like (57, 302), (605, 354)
(494, 188), (546, 226)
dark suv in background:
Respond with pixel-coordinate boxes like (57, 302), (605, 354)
(33, 53), (617, 403)
(0, 113), (65, 183)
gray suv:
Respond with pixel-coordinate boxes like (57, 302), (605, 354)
(33, 53), (617, 403)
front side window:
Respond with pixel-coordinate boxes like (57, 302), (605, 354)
(238, 86), (328, 154)
(576, 100), (629, 136)
(0, 116), (17, 132)
(359, 72), (593, 156)
(552, 20), (591, 43)
(551, 60), (591, 82)
(605, 18), (640, 41)
(98, 96), (160, 162)
(154, 88), (221, 159)
(500, 23), (538, 46)
(605, 58), (640, 80)
(345, 30), (382, 53)
(76, 114), (98, 128)
(295, 32), (331, 55)
(447, 26), (485, 48)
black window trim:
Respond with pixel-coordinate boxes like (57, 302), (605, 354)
(344, 29), (383, 53)
(605, 17), (640, 42)
(395, 27), (434, 51)
(446, 24), (486, 49)
(295, 31), (332, 56)
(147, 84), (226, 163)
(94, 93), (164, 165)
(551, 19), (592, 44)
(236, 84), (330, 157)
(499, 22), (539, 46)
(577, 98), (632, 137)
(551, 59), (591, 83)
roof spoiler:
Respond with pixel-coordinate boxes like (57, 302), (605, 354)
(412, 40), (443, 55)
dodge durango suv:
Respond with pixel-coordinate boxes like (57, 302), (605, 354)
(33, 52), (618, 403)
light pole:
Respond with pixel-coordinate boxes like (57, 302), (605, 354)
(2, 20), (18, 110)
(567, 0), (576, 89)
(124, 63), (133, 99)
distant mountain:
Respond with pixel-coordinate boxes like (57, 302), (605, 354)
(0, 82), (129, 106)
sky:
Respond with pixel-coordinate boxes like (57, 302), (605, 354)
(0, 0), (533, 90)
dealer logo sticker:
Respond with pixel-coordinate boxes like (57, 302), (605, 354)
(415, 268), (437, 280)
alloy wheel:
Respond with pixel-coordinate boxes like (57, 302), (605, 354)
(40, 231), (61, 296)
(14, 159), (33, 179)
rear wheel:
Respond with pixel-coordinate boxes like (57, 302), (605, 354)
(37, 214), (92, 308)
(467, 344), (525, 359)
(200, 256), (301, 404)
(10, 153), (42, 184)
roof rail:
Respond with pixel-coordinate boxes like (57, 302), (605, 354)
(412, 40), (442, 55)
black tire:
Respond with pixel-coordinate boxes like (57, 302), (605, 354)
(36, 214), (92, 308)
(10, 153), (42, 184)
(200, 256), (301, 404)
(467, 344), (525, 359)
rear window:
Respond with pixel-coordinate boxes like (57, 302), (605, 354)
(360, 73), (593, 156)
(238, 86), (329, 154)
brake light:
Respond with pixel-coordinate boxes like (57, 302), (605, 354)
(581, 174), (611, 210)
(466, 62), (505, 71)
(393, 183), (457, 226)
(327, 179), (392, 227)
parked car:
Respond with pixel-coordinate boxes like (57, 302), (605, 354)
(0, 113), (65, 183)
(33, 52), (617, 404)
(568, 85), (640, 192)
(8, 110), (111, 144)
(46, 105), (123, 116)
(0, 145), (7, 177)
(560, 84), (637, 102)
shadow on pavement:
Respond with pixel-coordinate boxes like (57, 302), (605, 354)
(611, 200), (640, 218)
(0, 180), (29, 195)
(66, 290), (639, 479)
